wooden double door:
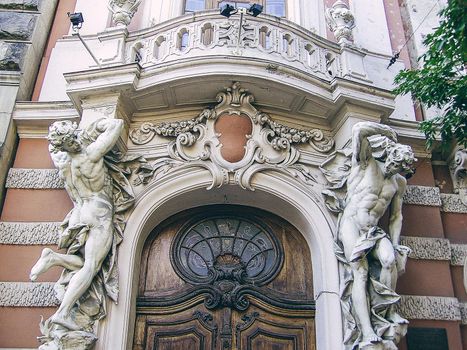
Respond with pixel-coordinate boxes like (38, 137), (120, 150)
(133, 206), (315, 350)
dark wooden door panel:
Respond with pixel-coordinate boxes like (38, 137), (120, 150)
(233, 304), (315, 350)
(134, 206), (316, 350)
(134, 309), (217, 350)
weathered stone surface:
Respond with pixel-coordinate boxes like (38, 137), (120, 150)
(460, 302), (467, 325)
(398, 295), (461, 321)
(0, 282), (59, 306)
(440, 193), (467, 213)
(403, 185), (441, 206)
(450, 244), (467, 266)
(0, 221), (60, 244)
(0, 0), (39, 11)
(6, 168), (63, 188)
(400, 236), (451, 261)
(0, 12), (37, 40)
(0, 41), (27, 70)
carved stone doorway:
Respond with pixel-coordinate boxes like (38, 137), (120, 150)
(133, 206), (316, 350)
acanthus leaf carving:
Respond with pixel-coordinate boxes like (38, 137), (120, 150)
(129, 82), (334, 191)
(325, 0), (355, 45)
(108, 0), (142, 27)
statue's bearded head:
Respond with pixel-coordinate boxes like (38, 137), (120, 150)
(48, 120), (82, 153)
(384, 143), (416, 178)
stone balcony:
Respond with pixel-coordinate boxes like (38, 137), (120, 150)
(39, 10), (413, 127)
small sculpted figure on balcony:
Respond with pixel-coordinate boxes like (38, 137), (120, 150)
(320, 122), (415, 350)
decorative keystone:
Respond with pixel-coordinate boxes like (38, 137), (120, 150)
(108, 0), (142, 27)
(325, 0), (355, 45)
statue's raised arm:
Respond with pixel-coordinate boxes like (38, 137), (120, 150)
(85, 118), (124, 162)
(351, 122), (397, 165)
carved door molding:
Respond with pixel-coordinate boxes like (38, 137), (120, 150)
(133, 206), (316, 350)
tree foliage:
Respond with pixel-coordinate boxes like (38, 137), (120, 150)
(394, 0), (466, 149)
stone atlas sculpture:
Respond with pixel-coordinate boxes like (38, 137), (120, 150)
(30, 118), (141, 350)
(320, 122), (415, 350)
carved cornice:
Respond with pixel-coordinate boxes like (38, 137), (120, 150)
(0, 222), (60, 245)
(6, 168), (63, 189)
(0, 282), (58, 307)
(400, 236), (451, 261)
(450, 244), (467, 266)
(403, 185), (441, 206)
(398, 295), (461, 321)
(440, 193), (467, 213)
(460, 302), (467, 325)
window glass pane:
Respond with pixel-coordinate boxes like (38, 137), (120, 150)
(266, 0), (285, 17)
(219, 1), (250, 9)
(185, 0), (205, 12)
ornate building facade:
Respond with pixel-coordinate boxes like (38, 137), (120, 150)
(0, 1), (465, 349)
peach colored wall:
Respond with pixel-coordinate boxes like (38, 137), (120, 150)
(401, 205), (444, 237)
(0, 307), (57, 348)
(397, 260), (454, 297)
(450, 266), (467, 301)
(13, 139), (54, 168)
(442, 212), (467, 243)
(1, 189), (72, 222)
(0, 245), (62, 282)
(407, 159), (436, 187)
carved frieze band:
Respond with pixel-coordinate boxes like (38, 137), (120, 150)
(400, 236), (451, 261)
(0, 222), (60, 245)
(450, 244), (467, 266)
(440, 193), (467, 213)
(0, 282), (59, 307)
(398, 295), (461, 321)
(5, 168), (63, 189)
(403, 185), (441, 206)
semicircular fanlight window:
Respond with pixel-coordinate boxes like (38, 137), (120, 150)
(171, 216), (283, 286)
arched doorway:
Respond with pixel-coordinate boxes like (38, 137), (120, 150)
(133, 205), (316, 350)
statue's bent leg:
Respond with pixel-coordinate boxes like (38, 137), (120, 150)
(373, 237), (397, 290)
(30, 248), (84, 281)
(51, 221), (113, 330)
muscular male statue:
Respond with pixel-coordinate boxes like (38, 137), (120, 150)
(336, 122), (415, 346)
(30, 118), (124, 331)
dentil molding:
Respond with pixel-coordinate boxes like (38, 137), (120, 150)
(6, 168), (63, 189)
(397, 295), (461, 321)
(0, 282), (59, 307)
(0, 222), (60, 245)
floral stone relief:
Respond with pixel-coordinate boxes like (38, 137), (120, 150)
(129, 82), (334, 191)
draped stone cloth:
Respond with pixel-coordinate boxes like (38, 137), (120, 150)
(320, 147), (410, 350)
(39, 121), (144, 348)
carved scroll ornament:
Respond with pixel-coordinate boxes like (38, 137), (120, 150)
(130, 82), (334, 190)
